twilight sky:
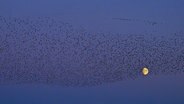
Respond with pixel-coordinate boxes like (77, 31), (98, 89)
(0, 0), (184, 104)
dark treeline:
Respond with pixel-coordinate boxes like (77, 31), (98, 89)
(0, 16), (184, 87)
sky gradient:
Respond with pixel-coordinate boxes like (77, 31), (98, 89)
(0, 0), (184, 104)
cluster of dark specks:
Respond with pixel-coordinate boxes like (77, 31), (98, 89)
(0, 16), (183, 87)
(112, 18), (159, 26)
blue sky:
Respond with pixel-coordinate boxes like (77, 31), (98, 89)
(0, 0), (184, 104)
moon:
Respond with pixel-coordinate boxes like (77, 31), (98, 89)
(142, 67), (149, 76)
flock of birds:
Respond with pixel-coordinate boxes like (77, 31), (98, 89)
(112, 18), (159, 26)
(0, 16), (184, 87)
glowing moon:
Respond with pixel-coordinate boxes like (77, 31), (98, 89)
(142, 67), (149, 76)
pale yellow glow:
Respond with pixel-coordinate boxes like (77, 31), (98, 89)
(142, 67), (149, 76)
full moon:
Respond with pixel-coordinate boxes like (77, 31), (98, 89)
(142, 67), (149, 76)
